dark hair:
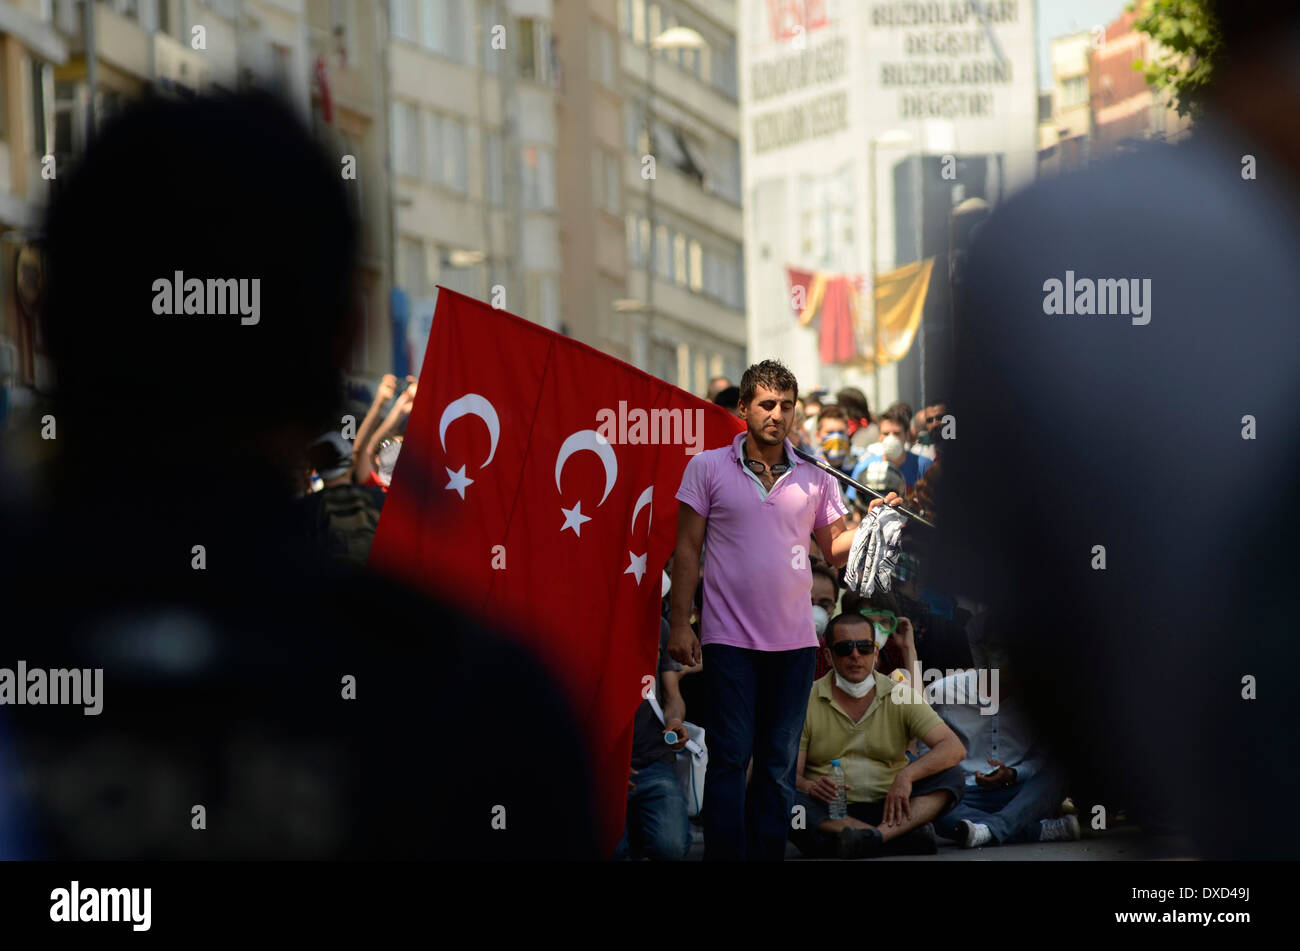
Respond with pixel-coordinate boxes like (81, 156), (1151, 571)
(835, 387), (870, 423)
(815, 405), (847, 427)
(713, 386), (740, 410)
(825, 611), (872, 648)
(860, 589), (900, 617)
(739, 359), (798, 406)
(810, 562), (839, 594)
(879, 404), (912, 432)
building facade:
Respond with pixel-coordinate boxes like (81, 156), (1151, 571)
(741, 0), (1038, 412)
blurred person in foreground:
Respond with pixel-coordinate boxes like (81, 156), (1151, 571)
(0, 92), (598, 859)
(932, 0), (1300, 859)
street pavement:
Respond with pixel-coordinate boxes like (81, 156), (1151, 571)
(683, 826), (1197, 861)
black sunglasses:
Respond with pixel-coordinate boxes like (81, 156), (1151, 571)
(744, 458), (791, 477)
(830, 639), (877, 658)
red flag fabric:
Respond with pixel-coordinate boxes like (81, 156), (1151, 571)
(369, 288), (744, 856)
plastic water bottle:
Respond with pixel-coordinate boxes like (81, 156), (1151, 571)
(828, 760), (847, 819)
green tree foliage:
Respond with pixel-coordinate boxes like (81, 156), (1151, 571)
(1129, 0), (1222, 119)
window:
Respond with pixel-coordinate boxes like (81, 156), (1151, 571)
(392, 102), (421, 177)
(479, 0), (501, 72)
(656, 225), (669, 280)
(517, 18), (551, 84)
(673, 233), (687, 287)
(713, 38), (737, 99)
(522, 146), (555, 210)
(540, 275), (559, 330)
(688, 239), (702, 291)
(485, 131), (504, 205)
(625, 100), (647, 154)
(400, 238), (427, 297)
(590, 27), (616, 89)
(425, 113), (468, 193)
(421, 0), (466, 60)
(330, 0), (354, 65)
(424, 111), (442, 183)
(626, 216), (640, 265)
(1061, 74), (1088, 109)
(709, 137), (741, 204)
(29, 60), (51, 158)
(392, 0), (418, 42)
(631, 0), (646, 45)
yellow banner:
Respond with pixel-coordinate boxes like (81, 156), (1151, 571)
(856, 257), (935, 367)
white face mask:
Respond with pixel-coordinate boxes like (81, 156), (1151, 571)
(834, 671), (875, 698)
(881, 434), (905, 464)
(812, 605), (829, 636)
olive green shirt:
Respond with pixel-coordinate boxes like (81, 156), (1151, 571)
(800, 670), (944, 803)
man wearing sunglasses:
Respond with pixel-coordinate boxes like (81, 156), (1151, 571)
(791, 611), (966, 858)
(670, 360), (902, 861)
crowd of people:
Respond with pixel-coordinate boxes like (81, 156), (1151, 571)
(613, 363), (1082, 860)
(290, 363), (1085, 861)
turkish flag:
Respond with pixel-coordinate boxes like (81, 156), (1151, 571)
(369, 288), (744, 856)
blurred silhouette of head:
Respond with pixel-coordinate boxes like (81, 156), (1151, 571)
(42, 92), (359, 495)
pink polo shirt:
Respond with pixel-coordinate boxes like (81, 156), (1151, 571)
(675, 431), (848, 651)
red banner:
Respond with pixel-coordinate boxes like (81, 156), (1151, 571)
(369, 288), (744, 856)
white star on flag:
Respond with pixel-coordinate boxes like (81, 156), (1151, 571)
(624, 551), (648, 584)
(445, 465), (474, 499)
(560, 501), (592, 536)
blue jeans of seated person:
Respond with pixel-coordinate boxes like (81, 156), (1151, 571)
(702, 645), (816, 861)
(614, 760), (692, 861)
(935, 767), (1068, 845)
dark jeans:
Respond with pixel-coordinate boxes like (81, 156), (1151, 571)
(935, 766), (1068, 845)
(701, 644), (816, 861)
(614, 759), (692, 861)
(790, 764), (965, 857)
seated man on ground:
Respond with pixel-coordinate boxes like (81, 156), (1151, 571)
(615, 616), (692, 860)
(791, 612), (966, 858)
(925, 636), (1079, 848)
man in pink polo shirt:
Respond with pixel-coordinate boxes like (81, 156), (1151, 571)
(668, 359), (896, 860)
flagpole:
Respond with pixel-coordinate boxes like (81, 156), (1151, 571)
(789, 444), (937, 529)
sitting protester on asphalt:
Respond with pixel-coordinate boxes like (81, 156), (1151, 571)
(925, 633), (1079, 848)
(615, 617), (692, 860)
(791, 611), (966, 859)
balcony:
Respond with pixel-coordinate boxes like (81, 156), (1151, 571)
(624, 159), (741, 238)
(622, 41), (739, 140)
(152, 32), (208, 93)
(625, 269), (745, 346)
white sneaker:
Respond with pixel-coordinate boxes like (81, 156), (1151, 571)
(956, 820), (993, 848)
(1039, 814), (1081, 842)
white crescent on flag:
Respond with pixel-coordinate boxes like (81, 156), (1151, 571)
(438, 393), (500, 499)
(624, 484), (654, 584)
(555, 429), (618, 536)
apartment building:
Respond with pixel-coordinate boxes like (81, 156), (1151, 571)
(386, 0), (563, 379)
(614, 0), (745, 390)
(1037, 30), (1092, 175)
